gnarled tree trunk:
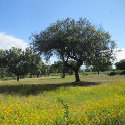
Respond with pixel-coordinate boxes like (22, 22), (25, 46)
(62, 69), (65, 78)
(74, 69), (80, 82)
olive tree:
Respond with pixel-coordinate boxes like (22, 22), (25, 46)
(5, 47), (29, 81)
(0, 47), (42, 81)
(0, 50), (8, 79)
(30, 18), (116, 82)
(24, 48), (43, 78)
(115, 59), (125, 70)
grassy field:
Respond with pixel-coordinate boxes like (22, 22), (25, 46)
(0, 74), (125, 125)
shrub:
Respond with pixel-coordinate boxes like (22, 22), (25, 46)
(120, 70), (125, 75)
(108, 71), (117, 76)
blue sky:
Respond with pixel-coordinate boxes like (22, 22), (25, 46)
(0, 0), (125, 65)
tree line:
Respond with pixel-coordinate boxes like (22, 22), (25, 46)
(0, 47), (80, 81)
(0, 46), (124, 81)
(1, 17), (123, 82)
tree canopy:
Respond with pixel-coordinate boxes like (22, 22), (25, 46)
(4, 47), (29, 81)
(115, 59), (125, 70)
(86, 56), (112, 74)
(0, 47), (42, 81)
(31, 17), (116, 82)
(24, 48), (44, 78)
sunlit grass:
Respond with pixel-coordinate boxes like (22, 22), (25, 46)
(0, 75), (125, 124)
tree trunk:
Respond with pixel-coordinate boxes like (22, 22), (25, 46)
(74, 69), (80, 82)
(17, 75), (19, 81)
(62, 69), (65, 78)
(1, 68), (4, 80)
(63, 59), (82, 82)
(37, 74), (39, 78)
(97, 71), (99, 75)
(30, 74), (32, 78)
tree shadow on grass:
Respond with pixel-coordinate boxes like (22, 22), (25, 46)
(0, 81), (101, 96)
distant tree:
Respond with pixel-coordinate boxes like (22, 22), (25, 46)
(46, 65), (51, 76)
(50, 61), (65, 78)
(31, 18), (116, 82)
(0, 50), (7, 79)
(50, 63), (58, 74)
(24, 48), (42, 78)
(35, 61), (45, 77)
(87, 57), (112, 74)
(50, 62), (60, 73)
(41, 63), (47, 75)
(41, 64), (51, 76)
(5, 47), (29, 81)
(115, 59), (125, 70)
(0, 47), (42, 81)
(50, 60), (74, 78)
(93, 61), (112, 74)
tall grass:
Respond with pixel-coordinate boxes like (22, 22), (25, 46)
(0, 75), (124, 124)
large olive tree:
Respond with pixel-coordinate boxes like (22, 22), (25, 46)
(31, 18), (116, 82)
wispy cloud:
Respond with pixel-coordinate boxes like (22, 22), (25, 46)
(0, 32), (29, 50)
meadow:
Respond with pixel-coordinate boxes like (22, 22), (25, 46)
(0, 75), (125, 125)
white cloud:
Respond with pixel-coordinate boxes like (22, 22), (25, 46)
(0, 32), (29, 50)
(114, 48), (125, 62)
(112, 48), (125, 69)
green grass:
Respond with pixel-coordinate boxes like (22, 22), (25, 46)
(0, 75), (125, 124)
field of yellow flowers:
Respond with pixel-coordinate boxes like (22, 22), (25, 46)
(0, 75), (124, 124)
